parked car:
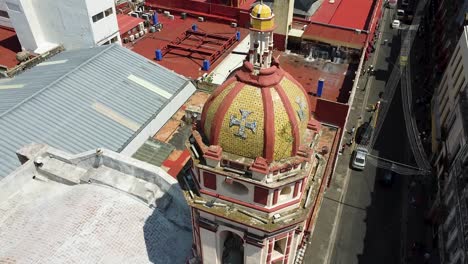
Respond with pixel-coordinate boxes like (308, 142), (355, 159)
(391, 20), (401, 29)
(351, 146), (368, 170)
(356, 122), (373, 145)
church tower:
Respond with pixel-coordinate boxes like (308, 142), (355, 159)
(184, 3), (323, 264)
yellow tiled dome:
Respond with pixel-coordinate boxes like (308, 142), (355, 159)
(250, 3), (275, 31)
(251, 3), (272, 19)
(200, 63), (311, 162)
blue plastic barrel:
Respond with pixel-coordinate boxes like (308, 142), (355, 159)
(152, 12), (158, 25)
(236, 31), (241, 41)
(202, 60), (210, 71)
(155, 49), (162, 61)
(192, 24), (198, 32)
(317, 78), (324, 97)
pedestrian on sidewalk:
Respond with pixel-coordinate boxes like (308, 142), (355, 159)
(339, 144), (346, 155)
(383, 39), (388, 45)
(348, 126), (356, 135)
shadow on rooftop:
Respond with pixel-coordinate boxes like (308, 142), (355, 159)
(143, 183), (193, 263)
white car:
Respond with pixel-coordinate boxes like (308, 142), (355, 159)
(391, 20), (401, 29)
(351, 146), (368, 170)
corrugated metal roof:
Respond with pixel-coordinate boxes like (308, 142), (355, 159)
(0, 44), (194, 177)
(132, 138), (175, 167)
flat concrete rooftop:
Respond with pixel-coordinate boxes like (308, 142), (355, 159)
(0, 144), (192, 263)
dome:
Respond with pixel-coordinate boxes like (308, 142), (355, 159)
(250, 3), (275, 31)
(251, 3), (273, 19)
(200, 61), (311, 162)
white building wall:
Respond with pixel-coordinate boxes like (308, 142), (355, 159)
(0, 0), (12, 28)
(85, 0), (120, 45)
(34, 0), (93, 50)
(5, 0), (120, 53)
(245, 243), (265, 264)
(4, 0), (46, 51)
(200, 228), (219, 264)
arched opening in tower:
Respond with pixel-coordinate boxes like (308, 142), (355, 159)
(221, 231), (244, 264)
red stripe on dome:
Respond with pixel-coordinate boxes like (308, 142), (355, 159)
(200, 77), (237, 132)
(274, 84), (300, 156)
(210, 82), (245, 144)
(261, 88), (275, 162)
(284, 72), (313, 116)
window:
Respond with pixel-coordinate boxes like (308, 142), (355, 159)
(253, 186), (269, 205)
(222, 180), (248, 196)
(0, 10), (9, 18)
(274, 237), (287, 255)
(278, 186), (292, 202)
(92, 12), (104, 23)
(450, 46), (461, 67)
(293, 181), (301, 197)
(203, 171), (217, 190)
(104, 7), (113, 17)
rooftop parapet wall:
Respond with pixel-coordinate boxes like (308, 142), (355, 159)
(9, 143), (188, 210)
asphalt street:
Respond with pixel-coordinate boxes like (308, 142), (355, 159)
(305, 5), (433, 264)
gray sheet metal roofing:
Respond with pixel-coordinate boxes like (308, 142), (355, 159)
(0, 44), (193, 177)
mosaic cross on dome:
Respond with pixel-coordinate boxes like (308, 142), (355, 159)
(198, 1), (318, 162)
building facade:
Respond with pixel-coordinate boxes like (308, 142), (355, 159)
(430, 26), (468, 264)
(183, 4), (324, 264)
(3, 0), (120, 53)
(432, 26), (468, 172)
(432, 90), (468, 264)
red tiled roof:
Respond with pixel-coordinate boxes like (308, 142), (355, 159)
(117, 14), (145, 35)
(0, 27), (21, 69)
(303, 24), (367, 49)
(311, 0), (374, 30)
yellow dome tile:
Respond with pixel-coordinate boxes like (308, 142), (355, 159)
(218, 85), (264, 159)
(204, 82), (237, 139)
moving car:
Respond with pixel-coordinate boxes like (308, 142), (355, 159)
(351, 146), (368, 170)
(391, 19), (401, 29)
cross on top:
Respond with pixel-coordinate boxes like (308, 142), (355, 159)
(295, 96), (307, 121)
(229, 109), (257, 139)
